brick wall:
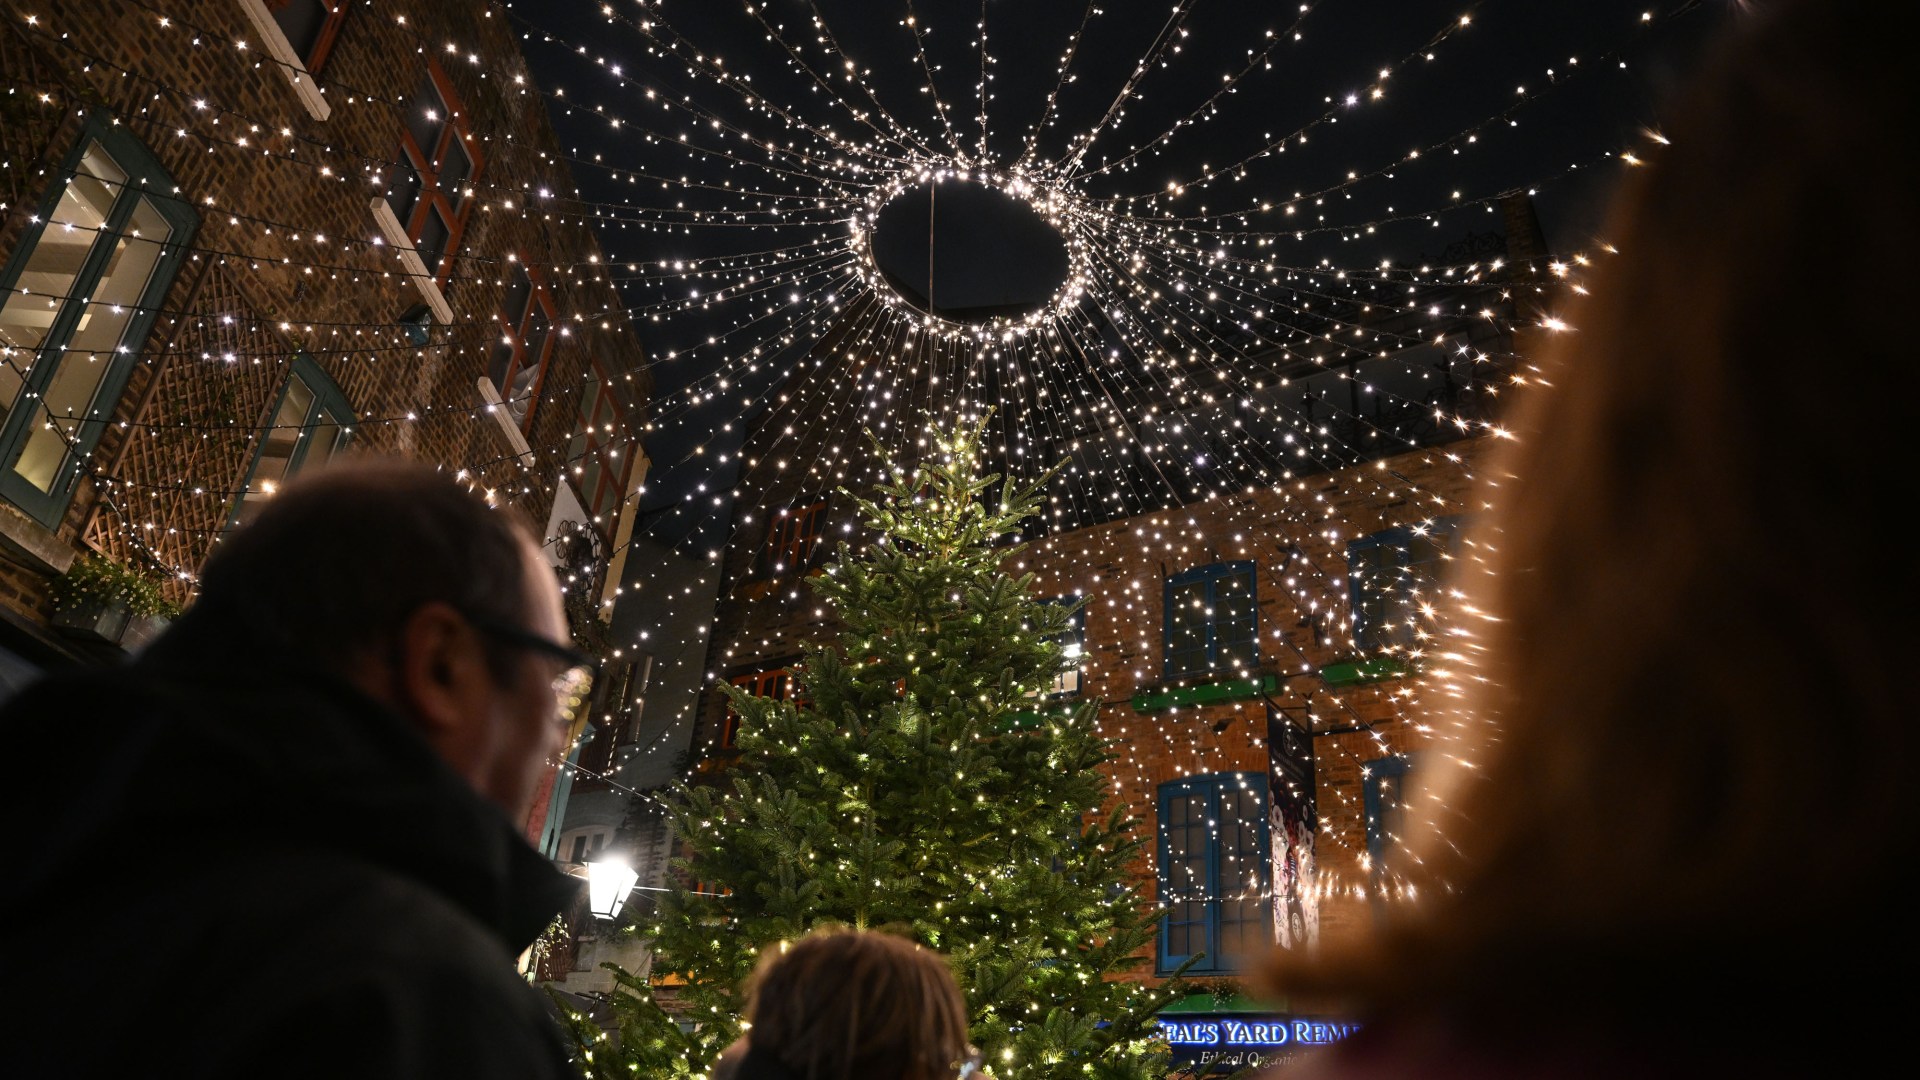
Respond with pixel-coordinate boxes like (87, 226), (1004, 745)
(0, 0), (649, 632)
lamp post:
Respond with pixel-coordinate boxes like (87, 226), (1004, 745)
(584, 853), (639, 920)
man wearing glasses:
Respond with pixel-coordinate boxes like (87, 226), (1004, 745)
(2, 460), (594, 1077)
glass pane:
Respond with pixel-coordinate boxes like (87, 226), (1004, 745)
(14, 196), (171, 493)
(271, 0), (330, 63)
(302, 408), (346, 471)
(233, 375), (316, 525)
(387, 153), (422, 225)
(407, 74), (445, 160)
(502, 266), (532, 327)
(416, 206), (450, 279)
(489, 335), (517, 390)
(579, 454), (604, 515)
(437, 139), (471, 207)
(0, 141), (126, 425)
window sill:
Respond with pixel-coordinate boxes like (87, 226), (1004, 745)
(234, 0), (331, 121)
(475, 377), (534, 458)
(1131, 673), (1277, 713)
(0, 499), (75, 576)
(368, 197), (453, 324)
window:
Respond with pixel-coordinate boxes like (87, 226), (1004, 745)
(1157, 772), (1271, 974)
(491, 262), (558, 433)
(230, 354), (354, 526)
(1363, 754), (1414, 887)
(265, 0), (349, 74)
(387, 59), (481, 286)
(724, 666), (803, 750)
(761, 498), (827, 577)
(1162, 561), (1258, 682)
(1346, 517), (1462, 653)
(567, 363), (630, 533)
(1032, 598), (1086, 698)
(0, 119), (196, 527)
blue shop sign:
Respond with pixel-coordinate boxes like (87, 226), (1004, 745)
(1159, 1014), (1359, 1072)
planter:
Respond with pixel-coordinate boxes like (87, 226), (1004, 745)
(51, 598), (133, 644)
(118, 614), (172, 653)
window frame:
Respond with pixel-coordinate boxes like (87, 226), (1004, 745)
(1161, 560), (1259, 683)
(566, 358), (631, 536)
(1363, 753), (1414, 876)
(226, 353), (355, 528)
(1156, 771), (1272, 975)
(492, 261), (560, 435)
(389, 57), (482, 287)
(723, 665), (804, 750)
(0, 115), (198, 528)
(1345, 516), (1463, 653)
(761, 497), (828, 578)
(263, 0), (351, 74)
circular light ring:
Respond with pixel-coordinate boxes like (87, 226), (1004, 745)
(848, 162), (1094, 342)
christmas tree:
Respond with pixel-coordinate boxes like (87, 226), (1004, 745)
(568, 415), (1182, 1079)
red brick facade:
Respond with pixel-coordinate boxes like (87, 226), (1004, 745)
(0, 1), (648, 660)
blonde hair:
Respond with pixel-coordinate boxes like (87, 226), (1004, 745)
(741, 930), (971, 1080)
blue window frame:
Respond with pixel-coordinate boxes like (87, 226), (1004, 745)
(229, 354), (355, 527)
(0, 114), (197, 526)
(1362, 754), (1414, 880)
(1346, 517), (1462, 653)
(1157, 771), (1271, 974)
(1162, 561), (1258, 682)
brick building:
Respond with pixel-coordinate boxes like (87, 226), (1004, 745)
(0, 1), (650, 837)
(684, 215), (1555, 1037)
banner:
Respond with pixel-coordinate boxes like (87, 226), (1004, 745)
(1266, 709), (1318, 951)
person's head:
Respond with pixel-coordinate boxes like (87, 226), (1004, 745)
(1275, 0), (1914, 1035)
(189, 458), (578, 817)
(715, 930), (974, 1080)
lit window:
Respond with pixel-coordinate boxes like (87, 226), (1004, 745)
(230, 355), (355, 526)
(0, 120), (196, 526)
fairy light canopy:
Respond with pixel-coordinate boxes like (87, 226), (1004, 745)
(510, 0), (1716, 558)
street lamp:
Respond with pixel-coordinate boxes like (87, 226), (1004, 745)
(585, 853), (639, 920)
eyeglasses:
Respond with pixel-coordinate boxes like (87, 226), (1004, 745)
(468, 617), (600, 721)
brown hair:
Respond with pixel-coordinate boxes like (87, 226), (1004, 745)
(188, 457), (539, 679)
(739, 930), (971, 1080)
(1276, 0), (1915, 1036)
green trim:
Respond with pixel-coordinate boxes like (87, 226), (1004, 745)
(1131, 674), (1277, 713)
(1318, 657), (1412, 687)
(0, 112), (198, 527)
(226, 353), (356, 529)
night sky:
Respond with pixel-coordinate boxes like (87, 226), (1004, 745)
(507, 0), (1730, 551)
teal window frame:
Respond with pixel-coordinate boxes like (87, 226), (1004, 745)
(1162, 561), (1259, 682)
(227, 354), (356, 528)
(1157, 771), (1271, 975)
(0, 114), (198, 527)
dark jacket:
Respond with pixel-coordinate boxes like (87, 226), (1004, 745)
(0, 609), (582, 1077)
